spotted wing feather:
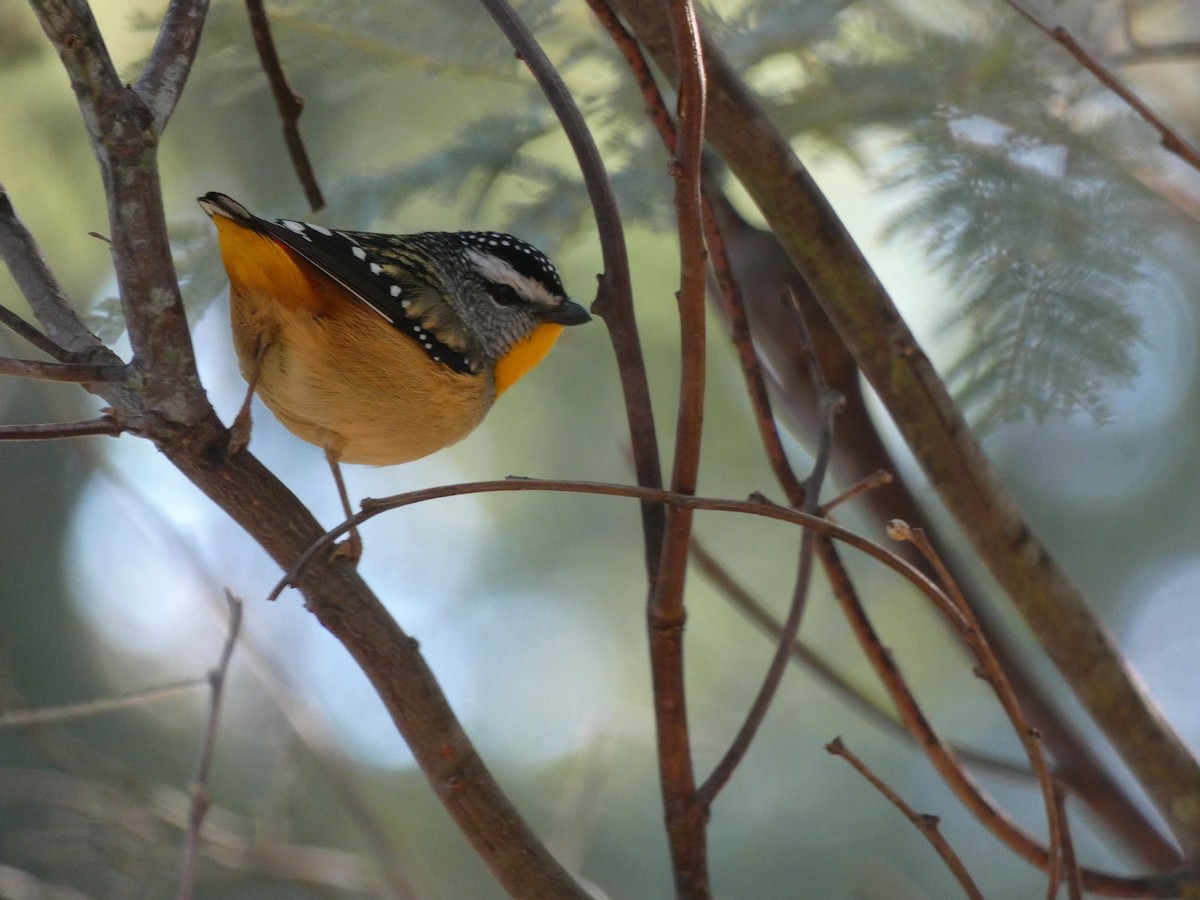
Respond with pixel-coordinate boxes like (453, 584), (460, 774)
(256, 216), (474, 374)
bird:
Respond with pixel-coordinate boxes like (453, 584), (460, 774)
(198, 191), (591, 557)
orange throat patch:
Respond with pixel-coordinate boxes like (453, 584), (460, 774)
(493, 323), (565, 397)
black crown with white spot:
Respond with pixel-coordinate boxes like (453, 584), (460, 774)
(456, 231), (566, 298)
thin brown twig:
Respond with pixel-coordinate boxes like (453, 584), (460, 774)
(177, 592), (243, 900)
(826, 736), (986, 900)
(699, 528), (820, 807)
(0, 304), (71, 360)
(1003, 0), (1200, 174)
(815, 537), (1167, 898)
(820, 469), (893, 514)
(0, 416), (126, 441)
(890, 522), (1064, 899)
(583, 0), (806, 508)
(0, 680), (205, 728)
(260, 474), (1170, 896)
(243, 0), (325, 211)
(477, 0), (664, 580)
(606, 0), (1200, 857)
(0, 356), (126, 383)
(1055, 783), (1085, 900)
(689, 541), (1034, 783)
(641, 0), (711, 893)
(269, 477), (943, 602)
(699, 295), (838, 806)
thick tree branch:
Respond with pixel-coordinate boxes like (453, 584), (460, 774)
(16, 4), (592, 897)
(606, 0), (1200, 861)
(30, 0), (204, 421)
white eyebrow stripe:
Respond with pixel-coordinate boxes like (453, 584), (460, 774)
(465, 248), (560, 309)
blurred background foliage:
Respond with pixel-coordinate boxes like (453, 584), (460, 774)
(3, 0), (1200, 897)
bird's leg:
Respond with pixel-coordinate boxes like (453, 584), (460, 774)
(325, 443), (363, 563)
(229, 339), (269, 455)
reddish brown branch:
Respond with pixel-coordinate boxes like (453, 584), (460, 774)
(243, 0), (325, 211)
(816, 537), (1168, 898)
(1055, 783), (1085, 900)
(0, 416), (126, 441)
(820, 469), (892, 514)
(604, 0), (1200, 858)
(690, 541), (1033, 782)
(1003, 0), (1200, 174)
(826, 737), (985, 900)
(889, 522), (1064, 898)
(645, 0), (710, 892)
(699, 299), (838, 805)
(583, 0), (805, 507)
(479, 0), (664, 580)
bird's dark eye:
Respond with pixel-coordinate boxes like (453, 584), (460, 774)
(488, 282), (523, 307)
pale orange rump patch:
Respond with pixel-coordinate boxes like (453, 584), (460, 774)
(493, 322), (564, 397)
(210, 215), (331, 315)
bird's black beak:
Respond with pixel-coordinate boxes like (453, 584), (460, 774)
(544, 298), (592, 326)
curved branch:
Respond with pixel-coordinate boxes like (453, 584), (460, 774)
(21, 4), (593, 897)
(605, 0), (1200, 860)
(476, 0), (665, 579)
(690, 541), (1033, 782)
(243, 0), (325, 210)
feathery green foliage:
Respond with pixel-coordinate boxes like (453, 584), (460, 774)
(174, 0), (1187, 428)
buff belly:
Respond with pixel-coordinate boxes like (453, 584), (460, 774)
(230, 285), (492, 466)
